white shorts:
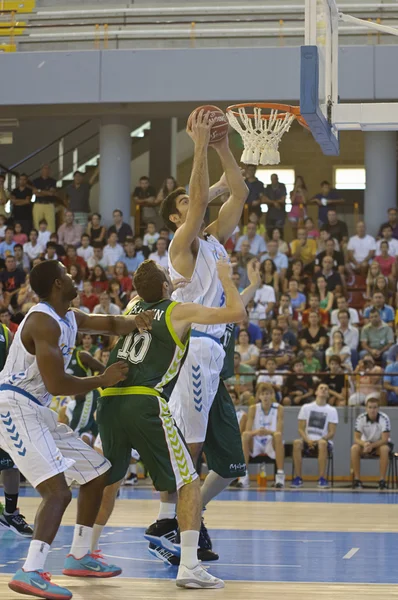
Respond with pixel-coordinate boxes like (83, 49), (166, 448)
(251, 436), (275, 460)
(0, 388), (110, 489)
(94, 434), (140, 462)
(168, 334), (225, 444)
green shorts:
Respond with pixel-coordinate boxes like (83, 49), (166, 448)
(203, 380), (246, 478)
(97, 390), (198, 492)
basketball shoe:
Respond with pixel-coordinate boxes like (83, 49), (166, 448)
(9, 570), (72, 600)
(63, 550), (122, 578)
(176, 563), (224, 589)
(0, 509), (33, 537)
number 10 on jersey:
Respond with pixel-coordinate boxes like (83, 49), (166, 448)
(117, 331), (152, 364)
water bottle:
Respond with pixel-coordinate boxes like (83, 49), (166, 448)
(257, 462), (267, 488)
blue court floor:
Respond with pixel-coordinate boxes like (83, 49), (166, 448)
(0, 487), (397, 585)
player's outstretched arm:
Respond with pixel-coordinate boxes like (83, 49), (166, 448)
(78, 350), (106, 374)
(72, 308), (154, 336)
(22, 313), (128, 397)
(170, 259), (246, 336)
(206, 136), (248, 243)
(170, 110), (212, 259)
(240, 259), (262, 308)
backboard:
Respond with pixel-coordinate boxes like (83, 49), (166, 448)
(301, 0), (340, 155)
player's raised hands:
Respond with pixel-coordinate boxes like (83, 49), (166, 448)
(247, 258), (261, 288)
(216, 257), (232, 282)
(101, 361), (129, 386)
(187, 109), (214, 147)
(135, 310), (154, 333)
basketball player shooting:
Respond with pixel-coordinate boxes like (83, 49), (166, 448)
(151, 107), (248, 554)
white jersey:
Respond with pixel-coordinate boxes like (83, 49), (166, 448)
(169, 233), (229, 339)
(236, 409), (246, 426)
(0, 302), (77, 407)
(253, 402), (279, 443)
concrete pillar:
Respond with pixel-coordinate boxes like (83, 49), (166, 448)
(364, 131), (397, 236)
(149, 117), (177, 191)
(99, 117), (131, 227)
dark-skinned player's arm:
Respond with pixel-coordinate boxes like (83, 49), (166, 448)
(171, 259), (246, 338)
(206, 136), (248, 244)
(72, 308), (154, 336)
(22, 313), (127, 397)
(168, 110), (212, 276)
(78, 350), (106, 374)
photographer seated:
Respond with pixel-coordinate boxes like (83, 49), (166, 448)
(351, 397), (391, 490)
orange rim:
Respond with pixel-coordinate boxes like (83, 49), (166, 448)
(227, 102), (309, 129)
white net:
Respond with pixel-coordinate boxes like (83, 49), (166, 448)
(226, 106), (296, 166)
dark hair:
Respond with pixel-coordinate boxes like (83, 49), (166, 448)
(369, 307), (380, 316)
(160, 186), (186, 232)
(69, 263), (83, 284)
(5, 227), (13, 233)
(303, 345), (314, 353)
(294, 175), (307, 190)
(66, 245), (76, 254)
(265, 356), (276, 363)
(115, 261), (128, 277)
(133, 260), (167, 303)
(39, 219), (47, 226)
(272, 326), (283, 335)
(14, 243), (22, 250)
(292, 358), (304, 368)
(260, 259), (276, 277)
(90, 265), (107, 282)
(234, 352), (241, 359)
(81, 233), (90, 239)
(30, 260), (62, 299)
(113, 209), (123, 217)
(92, 241), (104, 250)
(332, 330), (344, 343)
(0, 307), (9, 315)
(337, 308), (350, 318)
(161, 176), (178, 199)
(366, 396), (379, 405)
(91, 212), (101, 220)
(321, 180), (330, 186)
(139, 176), (149, 182)
(73, 170), (83, 177)
(30, 229), (38, 236)
(46, 241), (57, 250)
(329, 355), (342, 365)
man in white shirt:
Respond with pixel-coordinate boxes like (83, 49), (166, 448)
(253, 283), (276, 320)
(235, 222), (267, 256)
(330, 296), (359, 327)
(375, 224), (398, 256)
(77, 233), (94, 263)
(291, 383), (338, 489)
(87, 244), (112, 272)
(148, 237), (169, 269)
(103, 232), (123, 271)
(23, 229), (44, 263)
(330, 309), (359, 352)
(93, 291), (121, 316)
(259, 239), (288, 281)
(347, 221), (376, 275)
(351, 397), (391, 490)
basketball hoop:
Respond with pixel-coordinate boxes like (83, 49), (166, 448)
(226, 103), (308, 166)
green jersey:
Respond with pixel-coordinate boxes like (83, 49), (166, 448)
(66, 349), (99, 435)
(102, 298), (189, 401)
(0, 324), (10, 372)
(220, 323), (235, 381)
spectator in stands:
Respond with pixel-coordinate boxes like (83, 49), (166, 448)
(44, 241), (58, 261)
(260, 239), (288, 281)
(260, 259), (279, 297)
(310, 181), (344, 226)
(87, 243), (111, 272)
(103, 231), (124, 271)
(0, 174), (10, 219)
(366, 262), (384, 300)
(299, 310), (328, 359)
(93, 290), (121, 316)
(376, 224), (398, 256)
(363, 291), (394, 326)
(316, 227), (339, 255)
(65, 168), (98, 229)
(156, 176), (178, 206)
(351, 397), (391, 489)
(69, 264), (84, 292)
(87, 213), (106, 246)
(331, 296), (359, 327)
(373, 274), (393, 305)
(282, 358), (314, 406)
(291, 383), (338, 488)
(330, 309), (359, 363)
(315, 239), (345, 284)
(256, 357), (283, 397)
(108, 279), (129, 311)
(378, 207), (398, 240)
(0, 308), (18, 334)
(13, 223), (27, 246)
(11, 173), (32, 234)
(324, 355), (346, 406)
(133, 176), (158, 225)
(243, 212), (266, 237)
(323, 208), (348, 244)
(288, 175), (308, 236)
(375, 241), (396, 283)
(0, 256), (25, 308)
(349, 354), (383, 406)
(284, 259), (308, 293)
(239, 383), (285, 489)
(0, 227), (16, 259)
(14, 243), (30, 273)
(383, 358), (398, 405)
(57, 210), (83, 248)
(264, 174), (287, 237)
(236, 312), (264, 349)
(0, 215), (6, 240)
(107, 209), (133, 244)
(48, 233), (65, 259)
(235, 329), (260, 368)
(315, 275), (334, 312)
(304, 216), (320, 240)
(276, 314), (298, 351)
(236, 222), (267, 256)
(225, 352), (255, 397)
(114, 261), (133, 293)
(149, 237), (169, 269)
(77, 333), (101, 360)
(260, 326), (293, 369)
(77, 233), (94, 263)
(302, 294), (329, 327)
(120, 237), (144, 275)
(37, 219), (51, 249)
(31, 164), (58, 233)
(319, 255), (344, 294)
(236, 241), (255, 289)
(288, 279), (306, 315)
(63, 245), (87, 274)
(253, 275), (276, 321)
(360, 307), (394, 363)
(244, 165), (265, 216)
(347, 221), (376, 275)
(143, 222), (159, 252)
(23, 229), (44, 264)
(290, 227), (317, 269)
(81, 280), (99, 313)
(325, 330), (352, 371)
(303, 345), (321, 374)
(271, 227), (288, 254)
(277, 293), (293, 320)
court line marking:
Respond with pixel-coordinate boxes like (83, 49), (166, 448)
(343, 547), (359, 560)
(102, 553), (301, 568)
(215, 537), (334, 543)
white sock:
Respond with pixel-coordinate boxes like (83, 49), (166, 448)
(129, 464), (137, 475)
(157, 502), (176, 521)
(70, 524), (93, 559)
(180, 530), (199, 570)
(23, 540), (50, 572)
(91, 524), (104, 552)
(277, 469), (284, 474)
(201, 471), (233, 508)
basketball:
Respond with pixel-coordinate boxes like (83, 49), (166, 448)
(187, 104), (229, 144)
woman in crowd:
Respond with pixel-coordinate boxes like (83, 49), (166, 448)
(114, 261), (133, 293)
(304, 216), (320, 240)
(109, 279), (129, 311)
(375, 240), (396, 284)
(271, 227), (288, 254)
(260, 259), (279, 298)
(13, 223), (28, 245)
(325, 330), (352, 372)
(284, 259), (308, 293)
(235, 329), (260, 368)
(288, 279), (306, 315)
(289, 175), (308, 237)
(316, 275), (334, 312)
(299, 310), (328, 360)
(371, 273), (393, 305)
(317, 227), (339, 254)
(69, 263), (84, 292)
(89, 264), (109, 294)
(366, 261), (384, 299)
(87, 212), (106, 245)
(156, 176), (178, 204)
